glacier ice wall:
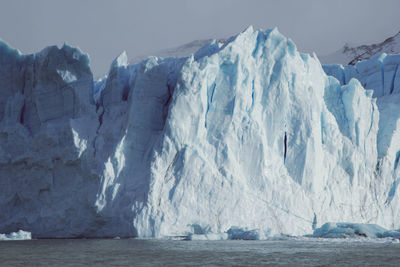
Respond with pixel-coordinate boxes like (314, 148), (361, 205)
(0, 42), (102, 237)
(323, 53), (400, 98)
(323, 55), (400, 219)
(1, 27), (400, 238)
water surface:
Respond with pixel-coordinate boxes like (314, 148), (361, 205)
(0, 239), (399, 266)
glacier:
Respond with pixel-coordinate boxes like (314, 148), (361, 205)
(1, 26), (400, 239)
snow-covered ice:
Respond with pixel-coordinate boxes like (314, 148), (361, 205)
(1, 27), (400, 239)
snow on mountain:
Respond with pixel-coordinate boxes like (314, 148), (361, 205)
(131, 38), (226, 64)
(1, 27), (400, 239)
(320, 31), (400, 65)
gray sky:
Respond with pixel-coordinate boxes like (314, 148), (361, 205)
(1, 0), (399, 77)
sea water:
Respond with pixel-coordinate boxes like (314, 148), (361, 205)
(0, 239), (399, 266)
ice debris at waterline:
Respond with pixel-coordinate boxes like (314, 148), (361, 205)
(0, 230), (31, 241)
(310, 222), (400, 239)
(1, 26), (400, 239)
(184, 226), (264, 241)
(173, 223), (400, 241)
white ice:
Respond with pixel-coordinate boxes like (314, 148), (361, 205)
(0, 230), (31, 241)
(311, 222), (400, 240)
(1, 27), (400, 239)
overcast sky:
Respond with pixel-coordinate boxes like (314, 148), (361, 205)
(1, 0), (399, 77)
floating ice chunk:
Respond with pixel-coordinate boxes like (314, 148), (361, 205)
(0, 230), (31, 241)
(312, 223), (387, 238)
(227, 227), (260, 240)
(382, 230), (400, 239)
(57, 69), (77, 83)
(185, 225), (262, 240)
(187, 233), (229, 240)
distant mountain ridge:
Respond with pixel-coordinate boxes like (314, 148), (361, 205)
(320, 30), (400, 65)
(131, 38), (226, 64)
(132, 31), (400, 68)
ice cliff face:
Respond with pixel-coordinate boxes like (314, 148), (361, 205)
(1, 27), (400, 238)
(323, 54), (400, 98)
(323, 55), (400, 217)
(0, 42), (101, 237)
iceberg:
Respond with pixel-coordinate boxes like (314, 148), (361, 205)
(1, 27), (400, 239)
(311, 222), (387, 238)
(227, 227), (262, 240)
(0, 230), (31, 241)
(382, 230), (400, 239)
(311, 222), (400, 240)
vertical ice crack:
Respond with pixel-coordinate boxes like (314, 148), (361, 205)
(162, 84), (173, 123)
(389, 64), (399, 94)
(380, 61), (385, 95)
(205, 82), (216, 128)
(210, 82), (216, 103)
(19, 102), (25, 124)
(341, 66), (345, 85)
(250, 79), (255, 112)
(386, 178), (399, 205)
(367, 104), (374, 136)
(93, 103), (105, 157)
(284, 131), (287, 164)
